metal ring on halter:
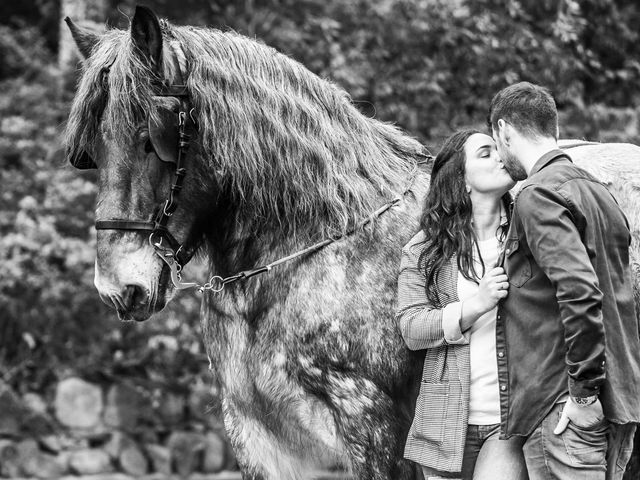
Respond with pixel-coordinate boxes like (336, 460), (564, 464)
(204, 275), (225, 293)
(149, 232), (163, 248)
(149, 233), (176, 260)
(189, 108), (197, 125)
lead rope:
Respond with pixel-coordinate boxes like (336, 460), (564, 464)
(197, 196), (404, 293)
(178, 151), (431, 294)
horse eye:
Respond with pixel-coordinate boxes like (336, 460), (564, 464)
(144, 139), (154, 154)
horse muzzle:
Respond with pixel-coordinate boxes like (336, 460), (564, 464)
(94, 247), (172, 322)
(99, 284), (160, 322)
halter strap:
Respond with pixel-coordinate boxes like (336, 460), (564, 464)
(95, 220), (155, 231)
(95, 39), (199, 284)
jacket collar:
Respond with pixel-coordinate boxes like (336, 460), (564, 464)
(529, 149), (572, 176)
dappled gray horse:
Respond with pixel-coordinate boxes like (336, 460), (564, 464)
(64, 6), (640, 480)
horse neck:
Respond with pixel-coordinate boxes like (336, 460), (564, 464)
(199, 181), (400, 280)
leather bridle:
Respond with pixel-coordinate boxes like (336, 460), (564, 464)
(70, 41), (200, 289)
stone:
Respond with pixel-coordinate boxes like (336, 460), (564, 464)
(137, 428), (159, 445)
(103, 383), (151, 430)
(118, 441), (148, 476)
(0, 439), (20, 477)
(187, 382), (213, 422)
(62, 475), (132, 480)
(103, 431), (148, 476)
(201, 431), (226, 473)
(104, 431), (133, 459)
(16, 438), (39, 458)
(58, 433), (89, 451)
(55, 377), (104, 429)
(13, 439), (66, 478)
(0, 383), (24, 436)
(38, 434), (63, 453)
(144, 444), (171, 475)
(157, 391), (185, 425)
(68, 448), (113, 475)
(23, 392), (48, 414)
(20, 450), (68, 479)
(138, 475), (174, 480)
(22, 410), (56, 436)
(190, 473), (242, 480)
(166, 431), (205, 476)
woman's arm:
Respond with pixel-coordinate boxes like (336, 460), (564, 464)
(395, 245), (467, 350)
(396, 244), (508, 350)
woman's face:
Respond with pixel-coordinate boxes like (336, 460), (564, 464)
(464, 133), (516, 197)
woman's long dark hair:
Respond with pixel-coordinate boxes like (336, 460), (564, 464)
(418, 130), (512, 304)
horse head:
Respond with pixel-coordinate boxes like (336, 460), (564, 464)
(65, 7), (208, 321)
(65, 6), (424, 322)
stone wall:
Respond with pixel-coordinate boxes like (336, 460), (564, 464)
(0, 378), (237, 478)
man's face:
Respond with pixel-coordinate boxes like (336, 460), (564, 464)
(492, 124), (528, 181)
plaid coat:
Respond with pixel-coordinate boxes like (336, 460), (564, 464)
(395, 231), (471, 472)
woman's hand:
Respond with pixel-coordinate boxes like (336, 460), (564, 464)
(475, 267), (509, 313)
(460, 267), (509, 331)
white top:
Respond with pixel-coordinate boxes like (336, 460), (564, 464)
(441, 236), (501, 425)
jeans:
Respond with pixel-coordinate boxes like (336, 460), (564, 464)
(605, 422), (637, 480)
(523, 402), (608, 480)
(421, 424), (529, 480)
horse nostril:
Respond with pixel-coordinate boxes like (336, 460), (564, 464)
(121, 285), (148, 310)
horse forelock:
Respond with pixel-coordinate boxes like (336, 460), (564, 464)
(65, 29), (160, 166)
(66, 20), (424, 239)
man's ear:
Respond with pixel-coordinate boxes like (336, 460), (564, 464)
(497, 119), (511, 146)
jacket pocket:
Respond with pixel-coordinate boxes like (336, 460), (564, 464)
(412, 382), (450, 444)
(505, 238), (532, 287)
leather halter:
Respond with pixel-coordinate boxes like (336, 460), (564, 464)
(93, 41), (199, 289)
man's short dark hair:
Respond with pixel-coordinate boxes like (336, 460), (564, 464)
(488, 82), (558, 140)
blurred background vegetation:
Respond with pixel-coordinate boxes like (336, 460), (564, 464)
(2, 0), (640, 398)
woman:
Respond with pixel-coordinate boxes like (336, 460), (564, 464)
(396, 130), (528, 479)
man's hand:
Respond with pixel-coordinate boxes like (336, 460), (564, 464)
(553, 397), (605, 434)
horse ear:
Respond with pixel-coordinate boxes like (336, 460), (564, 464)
(130, 6), (163, 70)
(64, 17), (101, 59)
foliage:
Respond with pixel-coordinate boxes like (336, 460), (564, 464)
(0, 67), (204, 394)
(1, 0), (640, 394)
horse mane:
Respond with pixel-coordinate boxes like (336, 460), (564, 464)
(65, 21), (425, 239)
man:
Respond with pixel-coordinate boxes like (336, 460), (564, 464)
(489, 81), (640, 479)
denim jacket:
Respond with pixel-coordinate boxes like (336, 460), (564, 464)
(497, 149), (640, 438)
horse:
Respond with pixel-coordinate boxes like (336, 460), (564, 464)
(63, 6), (640, 480)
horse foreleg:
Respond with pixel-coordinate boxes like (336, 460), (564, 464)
(339, 410), (415, 480)
(292, 362), (417, 480)
(222, 395), (312, 480)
